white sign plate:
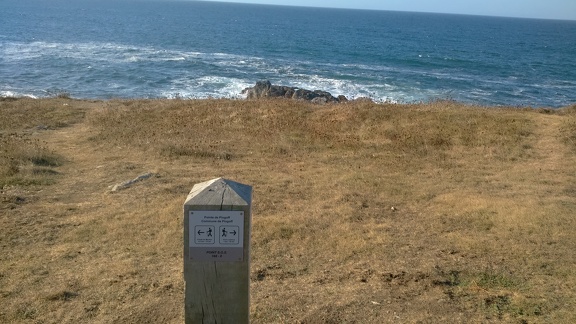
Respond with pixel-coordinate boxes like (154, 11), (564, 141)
(189, 211), (244, 261)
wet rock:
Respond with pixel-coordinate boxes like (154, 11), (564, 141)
(242, 80), (347, 103)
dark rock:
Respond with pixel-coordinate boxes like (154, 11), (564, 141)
(242, 80), (271, 99)
(242, 80), (347, 103)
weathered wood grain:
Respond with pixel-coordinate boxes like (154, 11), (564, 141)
(183, 178), (252, 324)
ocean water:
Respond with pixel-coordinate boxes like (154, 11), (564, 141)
(1, 0), (576, 107)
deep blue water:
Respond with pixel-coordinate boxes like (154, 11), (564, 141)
(1, 0), (576, 107)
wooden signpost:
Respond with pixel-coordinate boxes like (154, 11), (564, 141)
(183, 178), (252, 324)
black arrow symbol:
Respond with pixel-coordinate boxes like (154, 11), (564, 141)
(231, 230), (237, 236)
(197, 230), (205, 235)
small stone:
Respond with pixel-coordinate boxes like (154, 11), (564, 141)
(110, 172), (155, 192)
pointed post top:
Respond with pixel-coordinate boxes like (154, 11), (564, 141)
(184, 178), (252, 208)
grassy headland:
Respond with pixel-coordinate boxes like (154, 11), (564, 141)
(1, 98), (576, 323)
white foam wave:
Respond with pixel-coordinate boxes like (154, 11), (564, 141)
(1, 90), (38, 99)
(0, 40), (450, 103)
(161, 76), (251, 99)
(6, 40), (569, 106)
(1, 41), (228, 64)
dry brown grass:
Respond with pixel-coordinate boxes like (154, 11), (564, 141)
(1, 98), (575, 323)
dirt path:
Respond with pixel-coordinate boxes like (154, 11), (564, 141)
(531, 114), (570, 173)
(41, 121), (113, 196)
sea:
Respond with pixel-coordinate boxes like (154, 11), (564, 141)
(2, 0), (576, 107)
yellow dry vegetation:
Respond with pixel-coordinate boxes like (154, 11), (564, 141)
(1, 98), (576, 323)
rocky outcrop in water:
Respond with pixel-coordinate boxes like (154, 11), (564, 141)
(241, 80), (348, 104)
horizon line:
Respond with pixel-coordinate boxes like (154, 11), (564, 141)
(188, 0), (576, 22)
